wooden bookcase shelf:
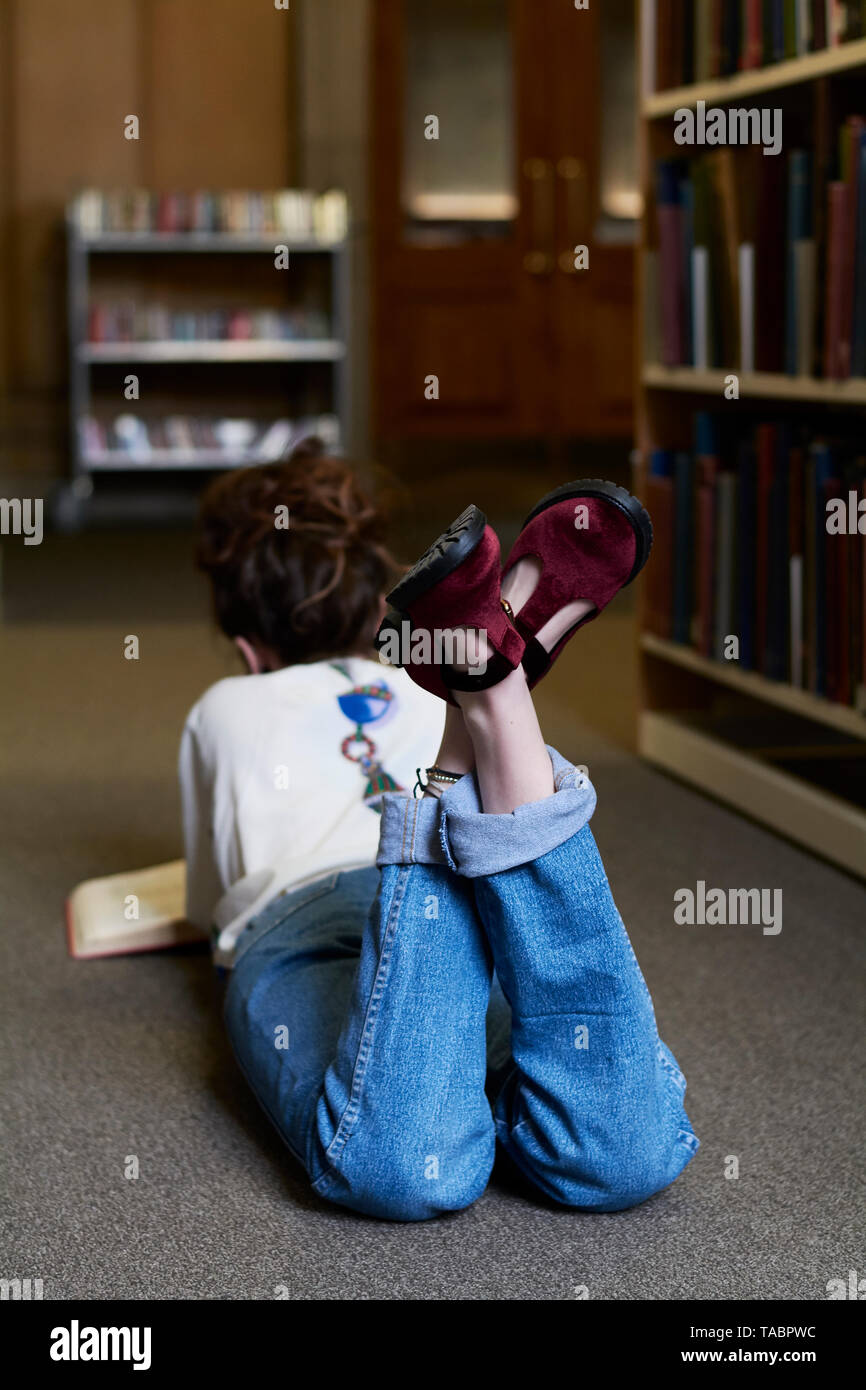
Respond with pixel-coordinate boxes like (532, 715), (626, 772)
(644, 36), (866, 117)
(642, 363), (866, 404)
(641, 633), (866, 739)
(635, 9), (866, 879)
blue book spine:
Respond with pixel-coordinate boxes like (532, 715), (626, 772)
(852, 135), (866, 377)
(656, 160), (681, 208)
(737, 442), (757, 669)
(785, 151), (812, 376)
(649, 448), (675, 478)
(695, 410), (719, 457)
(673, 451), (694, 644)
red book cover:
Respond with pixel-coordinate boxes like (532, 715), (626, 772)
(156, 194), (177, 233)
(696, 453), (719, 656)
(645, 476), (675, 639)
(741, 0), (764, 67)
(88, 305), (105, 344)
(823, 182), (852, 379)
(755, 424), (776, 671)
(826, 1), (844, 45)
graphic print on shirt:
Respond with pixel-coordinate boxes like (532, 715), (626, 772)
(333, 664), (403, 808)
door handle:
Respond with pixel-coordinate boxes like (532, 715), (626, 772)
(557, 156), (588, 273)
(523, 157), (554, 275)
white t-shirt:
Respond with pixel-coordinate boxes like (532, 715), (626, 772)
(179, 657), (445, 963)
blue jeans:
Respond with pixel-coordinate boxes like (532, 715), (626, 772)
(224, 749), (699, 1221)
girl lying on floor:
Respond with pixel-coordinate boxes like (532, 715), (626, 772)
(181, 446), (699, 1221)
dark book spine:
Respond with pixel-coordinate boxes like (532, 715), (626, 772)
(785, 150), (812, 377)
(657, 162), (686, 366)
(695, 413), (720, 656)
(755, 154), (786, 372)
(645, 453), (676, 639)
(720, 0), (742, 73)
(682, 0), (695, 82)
(710, 0), (726, 75)
(850, 135), (866, 376)
(674, 451), (695, 644)
(755, 424), (776, 669)
(771, 0), (786, 58)
(765, 429), (791, 680)
(824, 181), (852, 379)
(737, 442), (757, 669)
(812, 0), (827, 48)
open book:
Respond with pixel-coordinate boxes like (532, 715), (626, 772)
(66, 860), (208, 959)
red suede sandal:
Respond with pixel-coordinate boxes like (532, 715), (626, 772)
(376, 504), (525, 703)
(501, 479), (653, 688)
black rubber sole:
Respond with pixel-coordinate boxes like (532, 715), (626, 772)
(386, 503), (488, 612)
(521, 478), (653, 585)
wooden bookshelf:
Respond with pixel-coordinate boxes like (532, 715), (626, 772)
(643, 364), (866, 405)
(644, 36), (866, 118)
(641, 634), (866, 739)
(634, 7), (866, 880)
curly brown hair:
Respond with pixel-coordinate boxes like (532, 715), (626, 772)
(195, 446), (399, 667)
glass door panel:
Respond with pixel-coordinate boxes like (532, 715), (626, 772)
(402, 0), (516, 245)
(597, 0), (641, 244)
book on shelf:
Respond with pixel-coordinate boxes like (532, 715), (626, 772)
(80, 414), (340, 462)
(73, 188), (348, 244)
(650, 113), (866, 378)
(644, 0), (866, 93)
(86, 303), (331, 345)
(643, 411), (866, 710)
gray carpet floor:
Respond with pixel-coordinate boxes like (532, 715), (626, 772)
(1, 527), (864, 1300)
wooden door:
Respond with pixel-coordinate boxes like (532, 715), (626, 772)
(547, 0), (636, 439)
(371, 0), (553, 439)
(370, 0), (637, 443)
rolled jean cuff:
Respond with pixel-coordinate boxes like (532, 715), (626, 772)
(376, 791), (449, 868)
(439, 746), (596, 878)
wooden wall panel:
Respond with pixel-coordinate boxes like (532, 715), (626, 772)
(296, 0), (369, 454)
(0, 0), (300, 478)
(11, 0), (142, 388)
(146, 0), (293, 189)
